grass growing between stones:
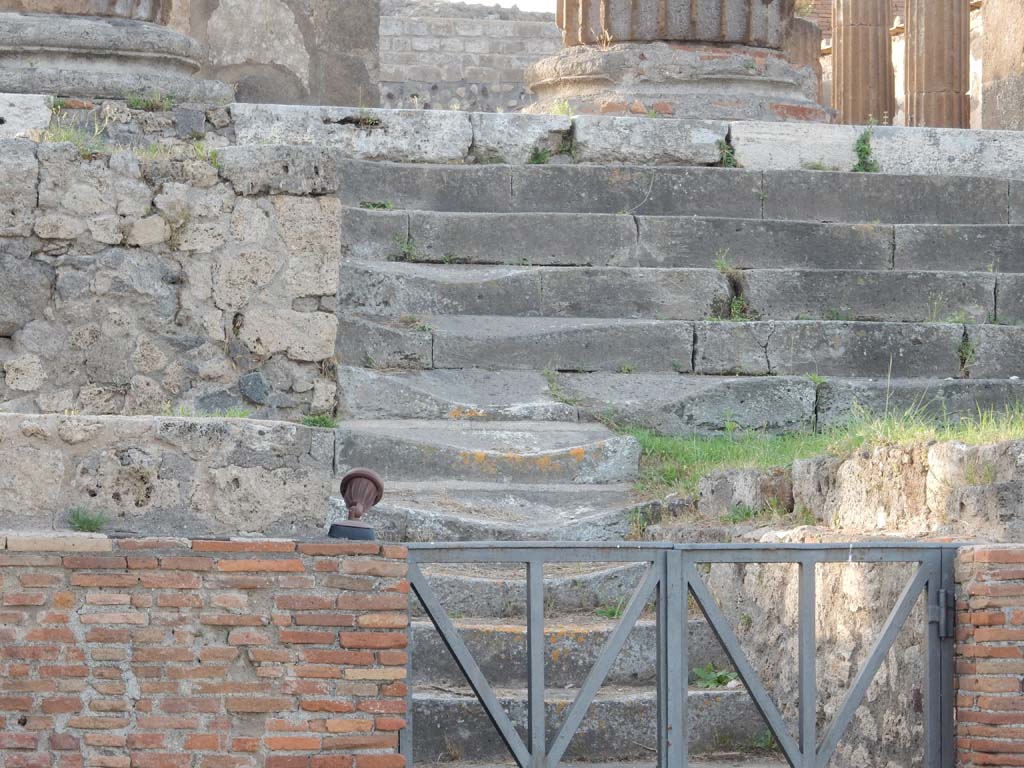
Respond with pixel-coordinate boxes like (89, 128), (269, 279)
(625, 403), (1024, 499)
(67, 507), (107, 533)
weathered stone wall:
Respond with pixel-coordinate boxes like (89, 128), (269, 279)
(981, 0), (1024, 130)
(0, 413), (335, 537)
(0, 104), (339, 420)
(956, 545), (1024, 768)
(184, 0), (380, 107)
(0, 532), (408, 768)
(379, 1), (560, 112)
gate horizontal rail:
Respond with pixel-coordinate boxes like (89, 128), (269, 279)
(404, 542), (957, 768)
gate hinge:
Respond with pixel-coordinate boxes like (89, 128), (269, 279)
(929, 588), (955, 639)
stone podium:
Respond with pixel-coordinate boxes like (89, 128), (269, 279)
(525, 0), (829, 121)
(0, 0), (232, 102)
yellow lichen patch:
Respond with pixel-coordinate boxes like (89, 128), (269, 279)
(448, 407), (487, 420)
(569, 447), (587, 462)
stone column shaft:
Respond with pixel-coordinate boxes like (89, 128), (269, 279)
(832, 0), (896, 124)
(905, 0), (970, 127)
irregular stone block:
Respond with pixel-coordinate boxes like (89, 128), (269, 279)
(237, 308), (336, 362)
(791, 457), (839, 520)
(697, 468), (794, 518)
(272, 196), (341, 299)
(470, 112), (570, 164)
(0, 139), (37, 237)
(0, 93), (52, 139)
(763, 169), (1009, 224)
(0, 252), (54, 337)
(232, 104), (474, 163)
(638, 217), (893, 269)
(572, 116), (726, 165)
(217, 145), (343, 196)
(740, 270), (996, 323)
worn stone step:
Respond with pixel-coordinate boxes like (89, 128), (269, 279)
(340, 260), (730, 320)
(428, 316), (694, 373)
(412, 687), (764, 762)
(335, 420), (639, 485)
(553, 373), (817, 436)
(331, 480), (640, 542)
(336, 159), (1011, 224)
(410, 618), (728, 688)
(341, 208), (894, 270)
(337, 367), (579, 422)
(739, 270), (996, 323)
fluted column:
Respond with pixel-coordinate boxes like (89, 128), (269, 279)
(904, 0), (970, 127)
(832, 0), (896, 124)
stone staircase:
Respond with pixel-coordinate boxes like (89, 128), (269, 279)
(324, 157), (1024, 764)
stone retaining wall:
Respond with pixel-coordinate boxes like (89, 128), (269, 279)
(955, 545), (1024, 768)
(0, 533), (409, 768)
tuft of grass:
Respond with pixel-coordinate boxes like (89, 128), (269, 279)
(303, 414), (338, 429)
(548, 99), (572, 116)
(595, 598), (627, 620)
(717, 139), (739, 168)
(623, 401), (1024, 500)
(729, 295), (755, 321)
(693, 663), (739, 689)
(528, 147), (552, 165)
(852, 124), (880, 173)
(126, 91), (174, 112)
(68, 507), (106, 533)
(39, 119), (109, 159)
(391, 234), (422, 263)
(191, 141), (219, 168)
(359, 201), (394, 210)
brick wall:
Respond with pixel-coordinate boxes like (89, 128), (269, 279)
(0, 533), (409, 768)
(956, 545), (1024, 768)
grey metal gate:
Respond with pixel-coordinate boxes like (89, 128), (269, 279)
(404, 542), (957, 768)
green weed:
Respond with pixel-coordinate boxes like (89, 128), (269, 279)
(694, 663), (738, 689)
(126, 92), (174, 112)
(68, 507), (107, 533)
(359, 201), (394, 210)
(717, 140), (739, 168)
(302, 414), (338, 429)
(595, 598), (627, 620)
(528, 147), (552, 165)
(852, 124), (880, 173)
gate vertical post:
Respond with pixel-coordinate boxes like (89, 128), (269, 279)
(527, 559), (546, 768)
(401, 553), (415, 765)
(925, 548), (956, 768)
(798, 558), (817, 768)
(659, 550), (687, 768)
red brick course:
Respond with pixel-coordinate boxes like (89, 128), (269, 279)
(0, 534), (408, 768)
(957, 545), (1024, 768)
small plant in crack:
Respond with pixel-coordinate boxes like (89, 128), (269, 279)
(804, 372), (827, 386)
(694, 663), (739, 689)
(528, 146), (552, 165)
(391, 234), (422, 262)
(713, 250), (742, 280)
(618, 364), (635, 374)
(68, 507), (107, 533)
(543, 368), (580, 406)
(729, 295), (755, 321)
(717, 139), (739, 168)
(359, 200), (394, 210)
(595, 598), (628, 619)
(959, 337), (977, 377)
(399, 315), (431, 332)
(852, 122), (881, 173)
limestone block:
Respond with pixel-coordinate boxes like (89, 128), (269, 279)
(0, 252), (54, 337)
(572, 116), (726, 165)
(697, 468), (794, 518)
(0, 139), (38, 236)
(822, 444), (930, 532)
(0, 443), (64, 520)
(272, 196), (341, 298)
(231, 103), (474, 163)
(3, 354), (46, 392)
(469, 112), (571, 164)
(217, 145), (343, 196)
(126, 215), (171, 246)
(88, 215), (124, 245)
(211, 247), (285, 311)
(237, 308), (337, 362)
(204, 465), (333, 533)
(34, 213), (86, 240)
(0, 93), (52, 138)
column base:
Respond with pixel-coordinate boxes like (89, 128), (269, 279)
(0, 12), (233, 103)
(525, 41), (832, 123)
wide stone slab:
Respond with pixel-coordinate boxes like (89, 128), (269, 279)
(411, 618), (728, 688)
(217, 145), (343, 196)
(430, 316), (694, 373)
(470, 112), (572, 164)
(337, 367), (578, 422)
(694, 321), (964, 377)
(335, 419), (639, 484)
(338, 160), (514, 212)
(741, 270), (996, 323)
(509, 165), (763, 217)
(637, 217), (894, 270)
(556, 373), (816, 435)
(895, 225), (1024, 272)
(339, 208), (409, 261)
(412, 689), (762, 763)
(571, 116), (726, 165)
(817, 378), (1024, 428)
(762, 170), (1009, 225)
(406, 212), (639, 266)
(232, 104), (474, 163)
(336, 315), (433, 370)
